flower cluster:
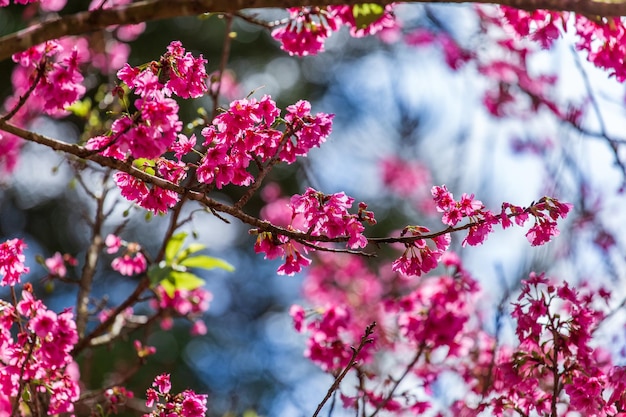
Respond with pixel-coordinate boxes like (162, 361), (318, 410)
(87, 41), (206, 161)
(44, 251), (77, 278)
(291, 304), (372, 371)
(0, 0), (66, 9)
(144, 373), (208, 417)
(117, 40), (208, 100)
(391, 226), (451, 277)
(498, 8), (566, 49)
(106, 234), (148, 276)
(328, 4), (397, 38)
(272, 5), (397, 56)
(113, 158), (187, 214)
(293, 253), (488, 414)
(271, 7), (340, 56)
(0, 286), (79, 415)
(0, 238), (29, 286)
(255, 188), (375, 275)
(390, 186), (571, 277)
(521, 196), (572, 245)
(198, 97), (333, 188)
(380, 156), (432, 198)
(103, 386), (135, 415)
(481, 274), (623, 416)
(490, 9), (626, 82)
(152, 286), (212, 335)
(392, 273), (480, 352)
(10, 40), (85, 116)
(433, 184), (499, 247)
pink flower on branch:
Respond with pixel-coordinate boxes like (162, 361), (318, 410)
(144, 374), (208, 417)
(113, 158), (187, 214)
(271, 7), (340, 57)
(0, 238), (29, 286)
(10, 40), (85, 117)
(272, 4), (398, 56)
(391, 226), (451, 277)
(197, 96), (332, 189)
(0, 288), (79, 415)
(107, 236), (148, 276)
(254, 188), (375, 275)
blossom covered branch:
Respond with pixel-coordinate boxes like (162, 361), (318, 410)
(4, 0), (626, 63)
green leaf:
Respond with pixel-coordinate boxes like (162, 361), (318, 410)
(160, 278), (176, 297)
(352, 4), (385, 29)
(148, 263), (173, 287)
(133, 158), (156, 176)
(179, 255), (235, 272)
(67, 98), (92, 118)
(165, 232), (188, 263)
(176, 243), (207, 262)
(170, 271), (206, 291)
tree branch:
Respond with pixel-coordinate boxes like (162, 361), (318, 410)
(0, 119), (543, 251)
(1, 0), (626, 63)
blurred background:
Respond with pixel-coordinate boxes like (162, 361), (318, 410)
(2, 2), (626, 416)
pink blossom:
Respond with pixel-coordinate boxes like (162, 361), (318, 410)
(180, 390), (208, 417)
(328, 4), (397, 38)
(105, 234), (123, 254)
(171, 133), (197, 160)
(271, 8), (339, 56)
(197, 96), (332, 189)
(30, 309), (57, 338)
(163, 40), (208, 99)
(145, 388), (158, 408)
(190, 320), (207, 336)
(144, 375), (207, 417)
(380, 156), (431, 197)
(0, 133), (21, 175)
(391, 227), (450, 277)
(11, 42), (85, 116)
(277, 244), (311, 276)
(45, 252), (67, 277)
(111, 251), (147, 276)
(290, 305), (306, 332)
(0, 238), (29, 286)
(153, 373), (171, 394)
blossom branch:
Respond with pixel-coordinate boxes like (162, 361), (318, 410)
(312, 322), (376, 417)
(0, 59), (46, 122)
(4, 0), (626, 63)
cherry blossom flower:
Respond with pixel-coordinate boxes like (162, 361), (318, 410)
(0, 238), (29, 286)
(144, 374), (208, 417)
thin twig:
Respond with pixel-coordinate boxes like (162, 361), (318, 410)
(569, 45), (626, 188)
(75, 173), (109, 338)
(312, 322), (376, 417)
(369, 343), (425, 417)
(1, 59), (47, 122)
(210, 14), (234, 120)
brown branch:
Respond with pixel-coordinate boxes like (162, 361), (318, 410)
(312, 322), (376, 417)
(72, 276), (151, 355)
(0, 59), (47, 122)
(2, 0), (626, 63)
(0, 119), (540, 250)
(75, 178), (108, 338)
